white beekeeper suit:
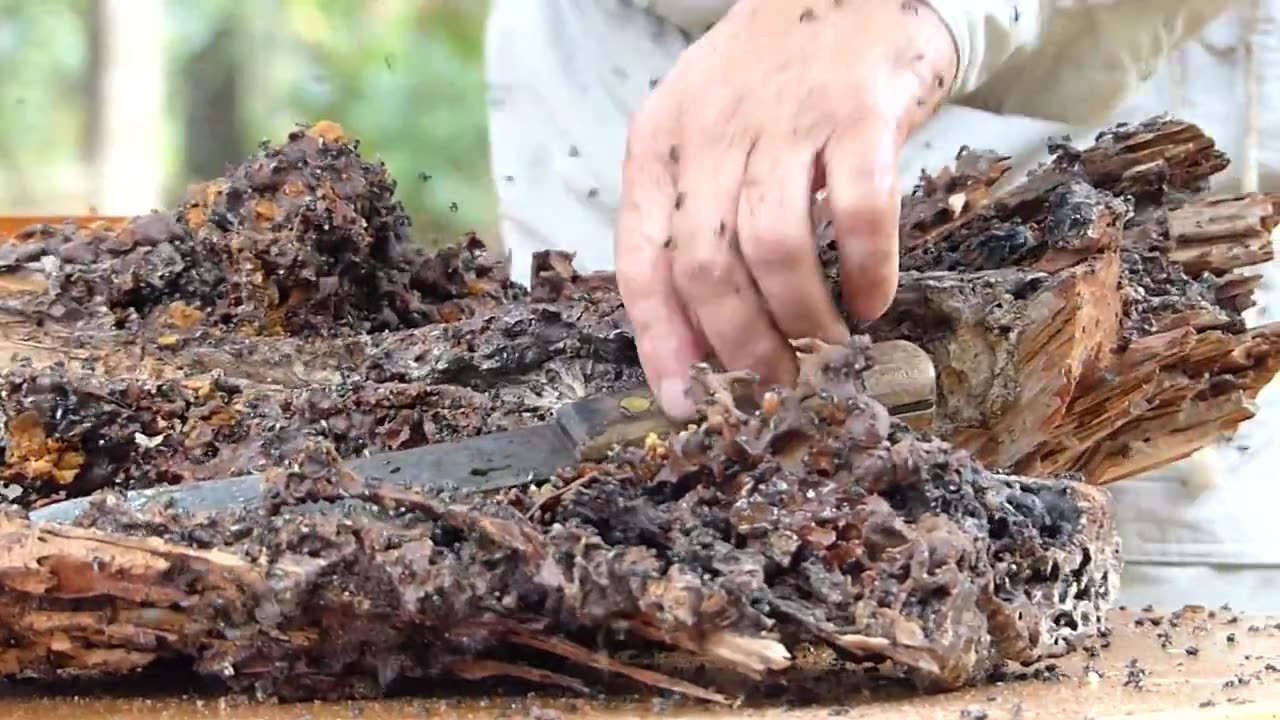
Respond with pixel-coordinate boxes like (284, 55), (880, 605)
(485, 0), (1280, 612)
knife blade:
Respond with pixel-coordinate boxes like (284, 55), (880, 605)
(27, 339), (936, 525)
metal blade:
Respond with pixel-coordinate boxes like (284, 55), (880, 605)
(28, 423), (578, 525)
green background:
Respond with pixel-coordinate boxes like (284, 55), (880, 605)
(0, 0), (493, 245)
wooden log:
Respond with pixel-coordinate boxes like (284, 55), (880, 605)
(0, 216), (130, 241)
(1164, 194), (1279, 276)
(0, 340), (1121, 703)
(1020, 188), (1280, 481)
(860, 118), (1280, 482)
(871, 253), (1123, 470)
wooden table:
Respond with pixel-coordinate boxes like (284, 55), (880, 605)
(1, 609), (1277, 720)
(0, 215), (129, 238)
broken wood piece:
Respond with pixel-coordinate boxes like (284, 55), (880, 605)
(858, 117), (1280, 482)
(1164, 194), (1280, 276)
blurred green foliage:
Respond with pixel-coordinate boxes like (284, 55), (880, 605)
(0, 0), (494, 243)
(0, 0), (91, 210)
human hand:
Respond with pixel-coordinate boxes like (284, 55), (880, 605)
(615, 0), (958, 420)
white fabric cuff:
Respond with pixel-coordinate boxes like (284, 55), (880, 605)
(942, 0), (1234, 126)
(922, 0), (1048, 96)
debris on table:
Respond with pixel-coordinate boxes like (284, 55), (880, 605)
(0, 115), (1276, 703)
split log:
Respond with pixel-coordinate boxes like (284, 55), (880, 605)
(0, 339), (1120, 703)
(858, 117), (1280, 482)
(869, 253), (1124, 470)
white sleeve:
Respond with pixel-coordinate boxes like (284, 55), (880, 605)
(923, 0), (1051, 98)
(927, 0), (1235, 125)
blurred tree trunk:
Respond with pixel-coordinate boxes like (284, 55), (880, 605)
(182, 7), (244, 183)
(92, 0), (167, 215)
(83, 0), (103, 181)
(1241, 0), (1260, 193)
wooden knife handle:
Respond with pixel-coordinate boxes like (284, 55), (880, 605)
(556, 339), (937, 461)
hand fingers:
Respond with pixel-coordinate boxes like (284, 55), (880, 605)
(670, 142), (798, 388)
(737, 135), (850, 344)
(615, 117), (707, 421)
(822, 122), (902, 321)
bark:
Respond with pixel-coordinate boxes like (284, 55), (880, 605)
(92, 0), (167, 215)
(862, 118), (1279, 483)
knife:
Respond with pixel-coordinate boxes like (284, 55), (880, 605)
(27, 339), (936, 524)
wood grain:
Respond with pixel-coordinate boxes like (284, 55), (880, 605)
(0, 610), (1275, 719)
(0, 216), (130, 240)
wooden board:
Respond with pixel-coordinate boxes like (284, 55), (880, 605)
(0, 214), (131, 372)
(0, 610), (1276, 719)
(0, 215), (130, 240)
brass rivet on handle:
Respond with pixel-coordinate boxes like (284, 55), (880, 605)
(619, 395), (652, 414)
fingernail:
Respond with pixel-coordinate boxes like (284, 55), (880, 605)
(658, 379), (696, 422)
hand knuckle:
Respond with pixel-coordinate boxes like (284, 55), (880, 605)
(743, 341), (793, 384)
(615, 263), (645, 292)
(828, 195), (873, 223)
(676, 250), (733, 290)
(855, 164), (899, 198)
(743, 339), (780, 368)
(830, 196), (894, 234)
(740, 228), (805, 270)
(625, 113), (667, 161)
